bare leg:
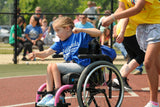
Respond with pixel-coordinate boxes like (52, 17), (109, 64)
(120, 59), (139, 77)
(46, 63), (54, 91)
(46, 63), (62, 91)
(51, 63), (61, 89)
(144, 43), (160, 102)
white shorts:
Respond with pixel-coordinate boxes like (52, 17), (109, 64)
(136, 24), (160, 52)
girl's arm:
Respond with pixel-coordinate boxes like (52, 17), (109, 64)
(28, 48), (56, 60)
(72, 28), (101, 37)
(25, 34), (32, 41)
(35, 33), (43, 41)
(12, 33), (25, 41)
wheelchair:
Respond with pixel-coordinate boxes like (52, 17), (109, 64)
(35, 53), (124, 107)
(35, 38), (124, 107)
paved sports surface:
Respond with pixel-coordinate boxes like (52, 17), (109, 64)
(0, 74), (160, 107)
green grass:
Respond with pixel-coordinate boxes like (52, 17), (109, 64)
(0, 49), (13, 54)
(0, 43), (50, 54)
(0, 43), (13, 54)
(0, 43), (12, 48)
(0, 64), (123, 78)
(0, 64), (47, 78)
(0, 63), (146, 78)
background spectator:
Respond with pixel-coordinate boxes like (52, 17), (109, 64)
(23, 15), (44, 61)
(73, 15), (80, 24)
(9, 17), (26, 61)
(11, 7), (26, 33)
(29, 6), (45, 26)
(75, 14), (94, 28)
(83, 1), (101, 27)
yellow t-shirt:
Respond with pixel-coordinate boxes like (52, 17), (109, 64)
(119, 0), (160, 24)
(116, 19), (137, 37)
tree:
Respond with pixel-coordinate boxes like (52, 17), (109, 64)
(0, 0), (14, 25)
(19, 0), (38, 24)
(15, 0), (118, 24)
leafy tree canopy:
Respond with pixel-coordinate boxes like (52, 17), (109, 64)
(0, 0), (118, 25)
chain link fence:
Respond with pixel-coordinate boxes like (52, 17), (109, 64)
(0, 0), (126, 65)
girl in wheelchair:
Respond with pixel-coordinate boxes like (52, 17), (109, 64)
(28, 16), (101, 106)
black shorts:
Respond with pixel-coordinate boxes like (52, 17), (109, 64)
(123, 35), (145, 65)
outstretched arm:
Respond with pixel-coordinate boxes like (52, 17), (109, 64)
(28, 48), (56, 60)
(72, 28), (101, 37)
(102, 0), (145, 27)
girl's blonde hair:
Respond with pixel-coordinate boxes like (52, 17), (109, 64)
(42, 18), (47, 23)
(53, 16), (74, 29)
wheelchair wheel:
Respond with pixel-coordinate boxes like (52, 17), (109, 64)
(77, 61), (124, 107)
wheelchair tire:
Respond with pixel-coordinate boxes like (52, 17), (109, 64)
(77, 61), (124, 107)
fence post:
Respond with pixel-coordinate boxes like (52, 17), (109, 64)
(110, 0), (114, 48)
(13, 0), (17, 64)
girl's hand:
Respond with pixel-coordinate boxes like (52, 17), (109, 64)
(21, 38), (26, 42)
(72, 27), (82, 34)
(32, 40), (36, 45)
(28, 52), (35, 61)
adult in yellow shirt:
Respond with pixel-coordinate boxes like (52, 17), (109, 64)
(102, 0), (160, 106)
(114, 19), (145, 90)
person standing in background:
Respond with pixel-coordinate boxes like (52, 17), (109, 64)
(83, 1), (101, 27)
(29, 6), (45, 26)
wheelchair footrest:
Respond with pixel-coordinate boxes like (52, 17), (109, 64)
(37, 91), (46, 94)
(56, 102), (71, 107)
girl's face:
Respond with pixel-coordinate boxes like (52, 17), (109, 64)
(31, 17), (37, 27)
(54, 26), (71, 41)
(42, 21), (47, 27)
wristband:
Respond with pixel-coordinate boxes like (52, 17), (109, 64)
(111, 14), (116, 21)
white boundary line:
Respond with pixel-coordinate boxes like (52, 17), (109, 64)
(126, 90), (139, 97)
(1, 102), (35, 107)
(141, 87), (160, 91)
(0, 74), (45, 80)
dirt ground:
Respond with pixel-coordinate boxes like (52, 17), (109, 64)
(0, 54), (126, 65)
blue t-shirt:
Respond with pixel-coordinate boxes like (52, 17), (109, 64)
(75, 22), (94, 28)
(25, 24), (42, 40)
(50, 32), (94, 66)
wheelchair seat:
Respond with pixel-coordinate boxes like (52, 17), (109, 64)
(62, 72), (80, 85)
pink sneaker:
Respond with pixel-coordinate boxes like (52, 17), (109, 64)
(145, 101), (159, 107)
